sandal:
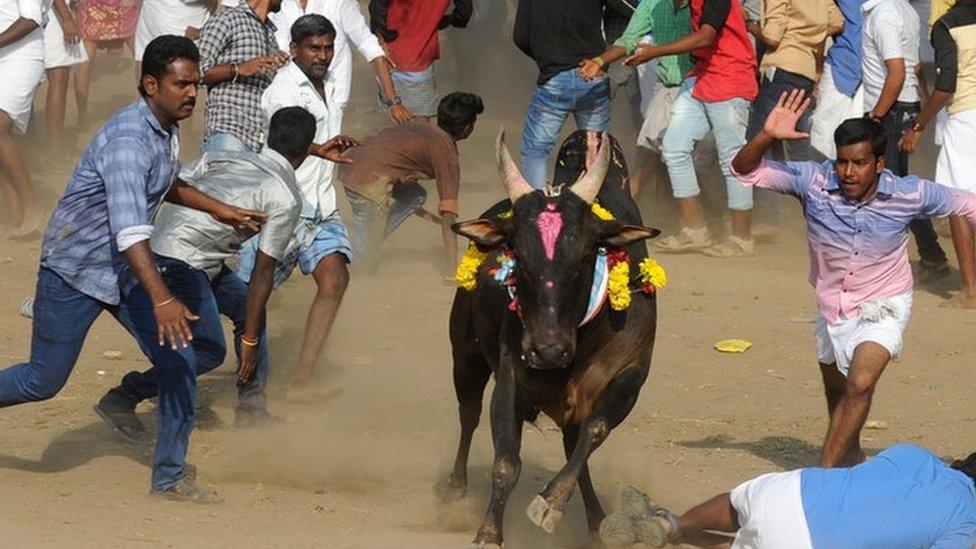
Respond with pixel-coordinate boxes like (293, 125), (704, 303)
(653, 226), (712, 253)
(703, 235), (754, 258)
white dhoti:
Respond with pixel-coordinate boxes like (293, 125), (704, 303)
(730, 470), (814, 549)
(44, 16), (89, 69)
(134, 0), (209, 61)
(0, 57), (45, 133)
(936, 108), (976, 193)
(810, 64), (865, 159)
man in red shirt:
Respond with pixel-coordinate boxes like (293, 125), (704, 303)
(624, 0), (759, 257)
(369, 0), (472, 118)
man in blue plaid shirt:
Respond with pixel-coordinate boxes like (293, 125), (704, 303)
(0, 36), (263, 502)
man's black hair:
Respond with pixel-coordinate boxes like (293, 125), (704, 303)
(268, 107), (316, 161)
(437, 92), (485, 139)
(139, 35), (200, 98)
(291, 14), (336, 44)
(834, 117), (887, 158)
(951, 452), (976, 486)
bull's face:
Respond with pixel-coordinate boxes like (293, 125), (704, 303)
(454, 131), (658, 370)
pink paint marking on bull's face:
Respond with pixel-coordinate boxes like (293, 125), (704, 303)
(537, 207), (563, 261)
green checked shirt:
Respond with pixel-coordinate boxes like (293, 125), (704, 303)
(613, 0), (694, 87)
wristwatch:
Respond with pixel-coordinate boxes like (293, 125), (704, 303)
(380, 94), (403, 108)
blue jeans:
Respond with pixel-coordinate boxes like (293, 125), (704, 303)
(202, 131), (256, 153)
(116, 265), (270, 413)
(520, 68), (612, 188)
(661, 77), (753, 211)
(344, 183), (427, 269)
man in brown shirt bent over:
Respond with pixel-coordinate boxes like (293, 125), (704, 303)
(338, 92), (483, 275)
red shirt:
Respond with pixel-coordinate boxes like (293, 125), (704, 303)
(688, 0), (758, 102)
(385, 0), (451, 72)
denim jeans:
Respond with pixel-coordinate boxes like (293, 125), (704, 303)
(661, 77), (753, 210)
(881, 102), (947, 265)
(118, 257), (228, 490)
(520, 68), (612, 188)
(202, 131), (257, 153)
(116, 265), (270, 413)
(344, 183), (427, 269)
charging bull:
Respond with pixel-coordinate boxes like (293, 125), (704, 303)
(440, 129), (660, 547)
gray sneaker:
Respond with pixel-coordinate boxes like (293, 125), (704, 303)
(94, 391), (146, 443)
(150, 477), (222, 504)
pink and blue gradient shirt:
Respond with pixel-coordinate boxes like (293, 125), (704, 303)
(735, 159), (976, 324)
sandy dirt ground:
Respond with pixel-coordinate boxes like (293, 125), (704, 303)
(3, 15), (976, 549)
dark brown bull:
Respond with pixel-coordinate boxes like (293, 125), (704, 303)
(440, 129), (660, 547)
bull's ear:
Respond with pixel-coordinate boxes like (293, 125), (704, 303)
(598, 221), (661, 247)
(452, 218), (508, 248)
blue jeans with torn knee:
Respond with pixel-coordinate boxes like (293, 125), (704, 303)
(661, 77), (753, 211)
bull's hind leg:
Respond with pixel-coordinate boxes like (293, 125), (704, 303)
(436, 352), (491, 502)
(472, 362), (524, 548)
(527, 366), (647, 534)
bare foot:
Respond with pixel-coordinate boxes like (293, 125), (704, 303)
(941, 292), (976, 309)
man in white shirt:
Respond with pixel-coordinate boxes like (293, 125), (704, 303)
(270, 0), (411, 127)
(861, 0), (949, 280)
(242, 14), (358, 395)
(134, 0), (214, 61)
(0, 0), (46, 239)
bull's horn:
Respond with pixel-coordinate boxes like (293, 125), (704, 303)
(496, 128), (533, 203)
(569, 132), (610, 204)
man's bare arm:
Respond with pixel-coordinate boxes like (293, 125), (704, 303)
(869, 58), (906, 119)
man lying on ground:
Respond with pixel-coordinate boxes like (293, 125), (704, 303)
(601, 444), (976, 548)
(731, 90), (976, 468)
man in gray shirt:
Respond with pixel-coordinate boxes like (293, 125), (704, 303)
(94, 107), (314, 439)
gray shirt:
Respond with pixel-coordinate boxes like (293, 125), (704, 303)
(861, 0), (921, 109)
(151, 148), (302, 280)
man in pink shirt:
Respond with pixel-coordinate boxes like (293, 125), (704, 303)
(732, 90), (976, 468)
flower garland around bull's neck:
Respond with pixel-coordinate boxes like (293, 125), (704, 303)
(454, 203), (667, 311)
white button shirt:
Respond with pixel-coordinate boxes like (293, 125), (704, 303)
(270, 0), (385, 113)
(262, 60), (340, 219)
(0, 0), (45, 60)
(861, 0), (921, 109)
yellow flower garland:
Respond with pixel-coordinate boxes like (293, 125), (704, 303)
(455, 244), (487, 291)
(638, 258), (667, 290)
(607, 260), (631, 310)
(591, 202), (614, 221)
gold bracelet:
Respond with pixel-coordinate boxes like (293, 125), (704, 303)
(153, 297), (176, 308)
(592, 56), (605, 67)
(241, 336), (259, 347)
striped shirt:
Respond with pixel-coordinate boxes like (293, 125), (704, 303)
(40, 99), (180, 305)
(735, 159), (976, 323)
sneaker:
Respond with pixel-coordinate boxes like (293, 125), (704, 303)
(917, 259), (950, 282)
(94, 390), (146, 443)
(234, 407), (283, 429)
(150, 477), (222, 504)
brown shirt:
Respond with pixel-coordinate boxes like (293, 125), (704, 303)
(338, 121), (460, 215)
(760, 0), (844, 81)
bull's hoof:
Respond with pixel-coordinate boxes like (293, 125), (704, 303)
(468, 543), (502, 549)
(527, 495), (564, 534)
(433, 476), (468, 503)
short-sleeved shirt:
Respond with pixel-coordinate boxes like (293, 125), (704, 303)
(40, 99), (181, 305)
(932, 0), (976, 114)
(760, 0), (844, 81)
(613, 0), (695, 87)
(0, 0), (45, 60)
(861, 0), (921, 109)
(151, 148), (301, 280)
(262, 61), (340, 219)
(801, 444), (976, 548)
(197, 0), (281, 151)
(687, 0), (759, 102)
(337, 121), (460, 215)
(825, 0), (866, 97)
(734, 159), (976, 322)
(371, 0), (470, 72)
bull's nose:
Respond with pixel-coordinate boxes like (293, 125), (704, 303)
(530, 342), (571, 368)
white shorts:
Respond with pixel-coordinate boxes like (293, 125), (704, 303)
(730, 470), (813, 549)
(810, 64), (865, 159)
(637, 81), (679, 152)
(0, 57), (45, 133)
(134, 0), (209, 61)
(935, 108), (976, 193)
(44, 17), (89, 69)
(815, 293), (912, 376)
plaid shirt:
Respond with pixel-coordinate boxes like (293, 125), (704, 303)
(40, 100), (180, 305)
(197, 0), (280, 151)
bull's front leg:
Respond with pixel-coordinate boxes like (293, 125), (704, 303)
(527, 366), (647, 534)
(471, 357), (524, 548)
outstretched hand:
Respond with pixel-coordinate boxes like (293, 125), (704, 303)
(762, 89), (812, 141)
(312, 135), (362, 164)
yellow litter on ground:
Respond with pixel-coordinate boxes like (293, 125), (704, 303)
(714, 339), (753, 353)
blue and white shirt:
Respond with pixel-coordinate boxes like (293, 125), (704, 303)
(40, 99), (181, 305)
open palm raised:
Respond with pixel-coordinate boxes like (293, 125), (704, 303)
(763, 89), (813, 141)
